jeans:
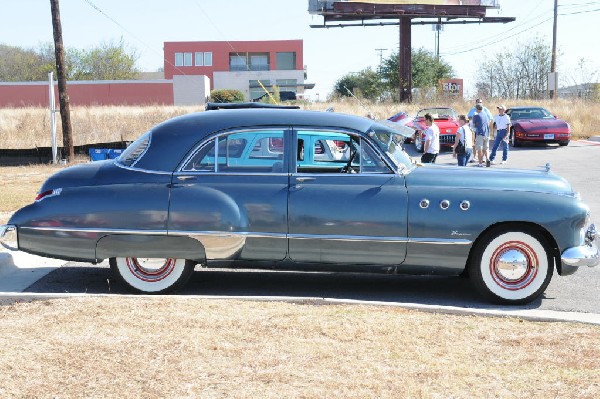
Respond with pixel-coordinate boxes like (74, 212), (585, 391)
(490, 129), (509, 161)
(457, 148), (472, 166)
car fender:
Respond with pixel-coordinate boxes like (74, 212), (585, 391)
(96, 234), (206, 263)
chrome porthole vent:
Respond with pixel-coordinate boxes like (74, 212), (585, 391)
(460, 200), (471, 211)
(419, 199), (430, 209)
(440, 200), (450, 210)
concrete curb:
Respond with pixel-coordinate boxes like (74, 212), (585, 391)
(1, 293), (599, 326)
(587, 136), (600, 142)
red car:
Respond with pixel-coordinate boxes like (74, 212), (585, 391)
(507, 106), (571, 147)
(409, 107), (460, 153)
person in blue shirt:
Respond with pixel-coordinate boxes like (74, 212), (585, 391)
(467, 98), (492, 121)
(472, 104), (491, 167)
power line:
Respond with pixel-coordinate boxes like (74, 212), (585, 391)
(82, 0), (185, 75)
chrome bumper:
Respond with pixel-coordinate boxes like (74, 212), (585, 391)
(561, 224), (598, 268)
(0, 225), (18, 251)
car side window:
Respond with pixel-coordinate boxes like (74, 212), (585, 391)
(182, 130), (285, 173)
(295, 130), (391, 174)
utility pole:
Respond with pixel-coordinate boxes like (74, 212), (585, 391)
(375, 48), (387, 73)
(50, 0), (74, 162)
(550, 0), (558, 100)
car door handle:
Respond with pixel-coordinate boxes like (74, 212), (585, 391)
(177, 175), (196, 181)
(295, 177), (315, 182)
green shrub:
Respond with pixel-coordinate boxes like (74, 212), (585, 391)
(210, 89), (245, 103)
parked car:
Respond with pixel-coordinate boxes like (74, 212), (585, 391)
(1, 108), (597, 304)
(410, 107), (460, 152)
(387, 111), (414, 143)
(506, 106), (571, 147)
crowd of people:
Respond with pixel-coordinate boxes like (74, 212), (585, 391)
(419, 98), (512, 167)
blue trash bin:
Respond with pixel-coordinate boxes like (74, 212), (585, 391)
(89, 148), (110, 161)
(107, 149), (124, 159)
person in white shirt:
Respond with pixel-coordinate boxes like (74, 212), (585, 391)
(421, 113), (439, 163)
(490, 105), (511, 164)
(452, 114), (474, 166)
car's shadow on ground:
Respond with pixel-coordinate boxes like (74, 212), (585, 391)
(23, 264), (545, 311)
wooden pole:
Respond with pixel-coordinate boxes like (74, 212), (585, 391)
(50, 0), (74, 162)
(399, 17), (412, 103)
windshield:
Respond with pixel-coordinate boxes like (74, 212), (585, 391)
(417, 108), (457, 119)
(368, 126), (414, 172)
(509, 108), (553, 120)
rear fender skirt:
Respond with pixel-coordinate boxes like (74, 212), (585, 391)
(96, 234), (206, 263)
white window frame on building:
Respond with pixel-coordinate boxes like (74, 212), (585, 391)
(194, 52), (213, 67)
(175, 52), (193, 67)
(183, 52), (193, 67)
(204, 52), (213, 66)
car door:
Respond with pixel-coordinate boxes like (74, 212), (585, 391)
(168, 128), (289, 262)
(288, 128), (408, 265)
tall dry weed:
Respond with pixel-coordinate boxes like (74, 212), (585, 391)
(0, 100), (598, 149)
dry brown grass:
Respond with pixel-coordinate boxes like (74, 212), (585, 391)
(1, 99), (598, 150)
(0, 297), (598, 398)
(0, 164), (65, 218)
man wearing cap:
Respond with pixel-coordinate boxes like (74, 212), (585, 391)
(472, 103), (491, 167)
(490, 105), (511, 165)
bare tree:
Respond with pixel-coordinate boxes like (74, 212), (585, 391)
(475, 37), (552, 100)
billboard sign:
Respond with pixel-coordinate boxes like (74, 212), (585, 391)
(439, 78), (463, 98)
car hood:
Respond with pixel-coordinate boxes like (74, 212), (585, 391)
(513, 118), (569, 132)
(406, 165), (574, 195)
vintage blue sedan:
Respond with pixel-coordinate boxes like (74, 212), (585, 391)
(1, 107), (598, 304)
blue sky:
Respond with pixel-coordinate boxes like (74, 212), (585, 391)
(2, 0), (598, 99)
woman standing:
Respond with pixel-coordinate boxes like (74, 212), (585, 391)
(452, 115), (474, 166)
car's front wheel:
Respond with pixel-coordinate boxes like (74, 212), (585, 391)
(468, 226), (554, 305)
(110, 257), (195, 293)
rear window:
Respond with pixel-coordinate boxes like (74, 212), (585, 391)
(117, 132), (151, 167)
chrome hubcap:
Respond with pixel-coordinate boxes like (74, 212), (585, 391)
(126, 258), (176, 282)
(490, 241), (538, 290)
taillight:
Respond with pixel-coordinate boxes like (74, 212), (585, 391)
(35, 188), (62, 202)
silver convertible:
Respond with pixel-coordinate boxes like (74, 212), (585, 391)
(1, 107), (598, 304)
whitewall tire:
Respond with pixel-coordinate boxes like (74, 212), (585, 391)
(469, 227), (554, 305)
(110, 257), (194, 293)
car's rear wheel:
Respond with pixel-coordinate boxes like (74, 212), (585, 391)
(558, 141), (569, 146)
(110, 257), (195, 293)
(468, 226), (553, 305)
(414, 132), (424, 153)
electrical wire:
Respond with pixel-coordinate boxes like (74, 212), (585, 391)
(82, 0), (186, 76)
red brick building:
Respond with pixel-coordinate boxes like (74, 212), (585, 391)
(163, 40), (313, 100)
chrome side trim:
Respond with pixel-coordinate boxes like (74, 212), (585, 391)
(288, 234), (408, 243)
(0, 225), (18, 251)
(19, 226), (473, 246)
(20, 226), (168, 235)
(409, 237), (472, 245)
(114, 162), (173, 175)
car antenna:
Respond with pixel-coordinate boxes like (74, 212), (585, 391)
(343, 85), (374, 119)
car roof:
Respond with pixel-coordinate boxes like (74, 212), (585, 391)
(507, 106), (545, 110)
(135, 109), (375, 172)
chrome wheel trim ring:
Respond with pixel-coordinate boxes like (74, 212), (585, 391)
(126, 257), (177, 283)
(489, 241), (538, 291)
